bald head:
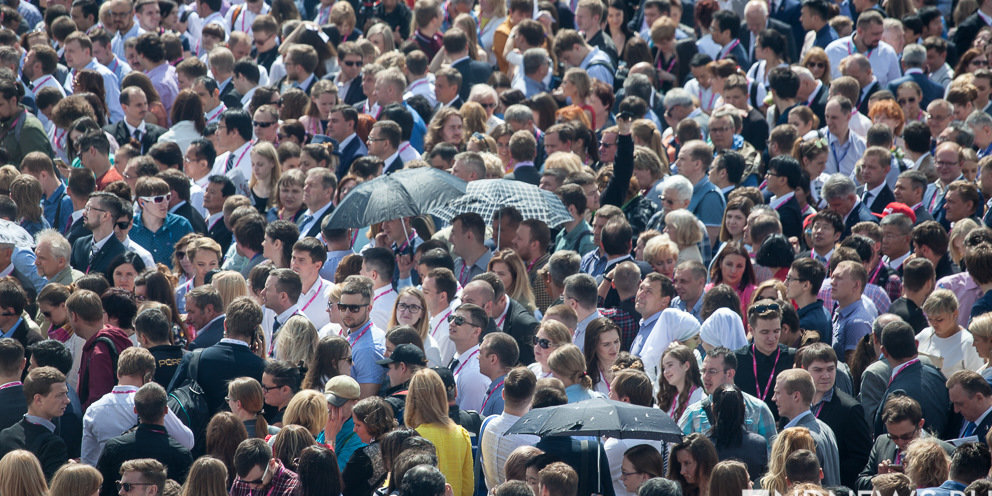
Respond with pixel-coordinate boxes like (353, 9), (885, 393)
(461, 280), (495, 310)
(745, 0), (769, 33)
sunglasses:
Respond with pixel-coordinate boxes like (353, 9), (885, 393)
(749, 303), (781, 314)
(897, 98), (917, 105)
(343, 60), (363, 67)
(140, 194), (170, 204)
(806, 62), (825, 68)
(117, 482), (156, 492)
(254, 120), (277, 128)
(337, 303), (368, 313)
(533, 336), (552, 349)
(116, 221), (130, 230)
(447, 314), (479, 327)
(889, 427), (919, 441)
(41, 311), (51, 318)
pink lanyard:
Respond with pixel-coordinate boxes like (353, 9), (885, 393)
(229, 144), (251, 171)
(455, 348), (479, 375)
(526, 257), (538, 273)
(373, 288), (393, 305)
(207, 104), (227, 122)
(432, 310), (452, 337)
(888, 359), (919, 386)
(0, 381), (21, 391)
(847, 39), (874, 58)
(396, 231), (416, 252)
(600, 368), (611, 392)
(699, 87), (717, 110)
(752, 344), (781, 401)
(813, 397), (826, 417)
(348, 321), (373, 346)
(299, 280), (324, 312)
(497, 310), (507, 329)
(868, 261), (883, 285)
(480, 379), (505, 411)
(458, 264), (469, 285)
(719, 39), (740, 60)
(668, 385), (696, 418)
(34, 75), (53, 90)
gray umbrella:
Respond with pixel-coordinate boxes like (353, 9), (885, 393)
(430, 179), (573, 228)
(325, 167), (467, 229)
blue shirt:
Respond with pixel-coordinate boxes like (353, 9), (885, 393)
(13, 247), (46, 293)
(971, 289), (992, 323)
(688, 177), (726, 227)
(832, 299), (873, 362)
(480, 374), (506, 417)
(798, 300), (832, 341)
(918, 480), (967, 496)
(579, 248), (607, 279)
(347, 321), (386, 385)
(405, 102), (427, 152)
(630, 311), (662, 357)
(672, 296), (704, 323)
(42, 183), (72, 231)
(321, 249), (353, 282)
(564, 384), (601, 404)
(130, 213), (194, 267)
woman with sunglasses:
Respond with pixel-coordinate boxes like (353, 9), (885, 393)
(159, 90), (205, 154)
(301, 336), (352, 391)
(528, 320), (573, 379)
(956, 48), (989, 76)
(801, 48), (831, 88)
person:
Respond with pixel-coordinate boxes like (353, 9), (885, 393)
(49, 463), (103, 496)
(830, 260), (874, 363)
(360, 247), (397, 330)
(70, 192), (126, 275)
(761, 428), (818, 495)
(81, 347), (193, 466)
(480, 367), (539, 489)
(446, 302), (490, 412)
(0, 339), (25, 431)
(945, 371), (992, 442)
(95, 383), (192, 496)
(0, 78), (53, 165)
(479, 332), (518, 416)
(229, 438), (300, 496)
(706, 384), (767, 480)
(734, 300), (796, 420)
(130, 176), (194, 265)
(917, 289), (984, 376)
(180, 457), (229, 496)
(377, 343), (426, 421)
(226, 377), (274, 438)
(771, 368), (841, 486)
(404, 368), (473, 496)
(657, 344), (704, 420)
(617, 444), (665, 496)
(322, 376), (365, 471)
(342, 396), (395, 496)
(549, 344), (601, 403)
(261, 361), (300, 427)
(888, 258), (933, 333)
(583, 318), (621, 396)
(0, 366), (68, 479)
(65, 289), (133, 410)
(667, 433), (717, 496)
(184, 286), (226, 350)
(630, 274), (676, 357)
(261, 268), (303, 357)
(338, 276), (386, 399)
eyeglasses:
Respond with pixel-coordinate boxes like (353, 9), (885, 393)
(927, 113), (950, 120)
(784, 276), (804, 284)
(117, 482), (155, 492)
(116, 221), (130, 230)
(480, 102), (497, 109)
(110, 10), (131, 16)
(897, 98), (917, 105)
(710, 126), (733, 133)
(936, 160), (959, 167)
(337, 303), (368, 313)
(888, 426), (919, 441)
(398, 302), (423, 313)
(367, 136), (387, 142)
(237, 476), (265, 486)
(974, 59), (989, 66)
(253, 120), (277, 128)
(343, 59), (363, 67)
(261, 384), (281, 392)
(0, 312), (17, 317)
(621, 471), (642, 479)
(140, 194), (171, 204)
(447, 314), (479, 327)
(84, 205), (107, 213)
(599, 141), (616, 148)
(533, 336), (552, 348)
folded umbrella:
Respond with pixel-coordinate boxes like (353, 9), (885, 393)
(430, 179), (573, 229)
(325, 167), (467, 229)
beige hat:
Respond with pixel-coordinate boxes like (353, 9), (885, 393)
(324, 375), (360, 407)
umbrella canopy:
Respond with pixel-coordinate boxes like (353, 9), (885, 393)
(325, 168), (467, 229)
(505, 397), (684, 442)
(0, 219), (34, 248)
(430, 179), (572, 228)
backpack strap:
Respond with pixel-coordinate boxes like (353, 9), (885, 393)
(188, 348), (204, 386)
(231, 4), (243, 26)
(94, 336), (119, 377)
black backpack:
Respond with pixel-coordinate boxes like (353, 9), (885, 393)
(167, 349), (209, 456)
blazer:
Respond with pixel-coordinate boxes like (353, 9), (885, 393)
(70, 234), (126, 275)
(96, 424), (193, 496)
(914, 203), (935, 225)
(188, 315), (225, 351)
(952, 13), (989, 64)
(207, 217), (232, 253)
(297, 204), (334, 239)
(856, 434), (954, 491)
(435, 96), (464, 112)
(335, 136), (368, 179)
(791, 412), (842, 487)
(65, 216), (89, 246)
(385, 155), (404, 175)
(873, 359), (951, 439)
(218, 81), (243, 109)
(864, 184), (896, 214)
(769, 0), (804, 55)
(452, 58), (493, 102)
(843, 201), (879, 238)
(0, 419), (68, 480)
(485, 298), (539, 365)
(859, 358), (890, 430)
(102, 121), (166, 155)
(817, 388), (872, 488)
(858, 80), (882, 115)
(171, 341), (266, 414)
(774, 195), (804, 239)
(709, 431), (768, 482)
(172, 202), (207, 235)
(975, 408), (992, 445)
(740, 17), (796, 63)
(808, 82), (829, 125)
(886, 72), (945, 108)
(0, 385), (26, 431)
(342, 74), (365, 105)
(505, 165), (540, 185)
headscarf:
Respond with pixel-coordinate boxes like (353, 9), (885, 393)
(699, 307), (748, 351)
(639, 308), (701, 382)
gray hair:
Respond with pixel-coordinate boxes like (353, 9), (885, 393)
(792, 65), (814, 82)
(469, 84), (498, 103)
(872, 313), (904, 340)
(663, 88), (693, 109)
(744, 0), (768, 16)
(522, 48), (549, 76)
(504, 104), (535, 124)
(901, 44), (926, 68)
(623, 73), (653, 102)
(821, 174), (857, 200)
(947, 122), (977, 148)
(548, 250), (581, 287)
(661, 175), (693, 203)
(879, 212), (913, 235)
(35, 229), (71, 262)
(966, 110), (992, 131)
(453, 151), (486, 178)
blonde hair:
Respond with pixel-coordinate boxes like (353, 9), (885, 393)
(548, 344), (592, 389)
(249, 141), (282, 210)
(922, 288), (959, 317)
(211, 271), (249, 309)
(188, 237), (223, 265)
(388, 287), (430, 342)
(750, 280), (788, 307)
(180, 457), (228, 496)
(904, 438), (949, 489)
(543, 152), (583, 176)
(563, 68), (591, 100)
(643, 234), (679, 265)
(276, 315), (319, 368)
(50, 463), (101, 496)
(227, 377), (269, 438)
(760, 427), (816, 496)
(664, 210), (704, 248)
(404, 368), (453, 428)
(488, 250), (537, 312)
(283, 390), (328, 436)
(539, 320), (574, 347)
(366, 23), (396, 53)
(0, 450), (48, 496)
(632, 119), (666, 162)
(949, 218), (980, 264)
(970, 312), (992, 341)
(460, 101), (488, 138)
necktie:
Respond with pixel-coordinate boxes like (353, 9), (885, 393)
(449, 357), (460, 372)
(965, 421), (977, 437)
(133, 128), (141, 141)
(225, 153), (236, 172)
(272, 318), (281, 335)
(300, 214), (314, 229)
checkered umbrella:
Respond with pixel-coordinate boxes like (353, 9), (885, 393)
(430, 179), (573, 228)
(325, 167), (467, 229)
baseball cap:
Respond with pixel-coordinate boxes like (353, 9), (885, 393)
(872, 202), (916, 223)
(376, 344), (428, 367)
(324, 375), (361, 407)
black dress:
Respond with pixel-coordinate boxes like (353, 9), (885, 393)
(342, 441), (387, 496)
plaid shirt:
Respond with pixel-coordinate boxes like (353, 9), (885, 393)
(229, 462), (300, 496)
(868, 261), (903, 303)
(600, 307), (638, 351)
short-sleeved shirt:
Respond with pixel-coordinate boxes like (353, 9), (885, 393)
(347, 321), (386, 385)
(688, 177), (726, 227)
(832, 299), (873, 361)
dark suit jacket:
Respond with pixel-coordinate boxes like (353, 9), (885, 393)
(952, 13), (989, 63)
(384, 155), (404, 175)
(865, 184), (896, 214)
(297, 204), (334, 239)
(188, 315), (226, 351)
(96, 424), (193, 496)
(818, 388), (872, 488)
(341, 74), (365, 105)
(207, 216), (232, 253)
(886, 72), (945, 108)
(843, 201), (879, 238)
(102, 121), (166, 155)
(587, 29), (619, 66)
(483, 298), (538, 365)
(769, 0), (804, 52)
(171, 341), (266, 414)
(505, 165), (540, 185)
(9, 319), (41, 367)
(172, 201), (207, 234)
(65, 216), (90, 246)
(915, 203), (935, 225)
(535, 436), (616, 496)
(856, 434), (954, 491)
(740, 17), (797, 63)
(434, 96), (464, 112)
(809, 82), (828, 125)
(70, 234), (126, 275)
(335, 135), (369, 179)
(452, 58), (493, 102)
(218, 80), (243, 109)
(0, 386), (26, 431)
(873, 360), (951, 439)
(774, 195), (803, 239)
(858, 80), (882, 115)
(975, 408), (992, 445)
(0, 419), (67, 480)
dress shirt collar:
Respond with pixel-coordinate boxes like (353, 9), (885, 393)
(454, 343), (480, 362)
(198, 314), (224, 334)
(92, 231), (114, 252)
(382, 150), (401, 172)
(784, 409), (814, 429)
(219, 337), (250, 347)
(275, 304), (300, 324)
(23, 414), (55, 432)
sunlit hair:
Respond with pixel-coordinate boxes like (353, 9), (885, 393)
(404, 368), (452, 428)
(388, 287), (430, 342)
(283, 390), (329, 436)
(0, 450), (48, 496)
(488, 250), (537, 312)
(50, 462), (101, 496)
(761, 427), (816, 495)
(227, 377), (269, 438)
(180, 457), (228, 496)
(656, 344), (702, 416)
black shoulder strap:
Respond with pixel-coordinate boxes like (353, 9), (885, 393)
(95, 336), (119, 375)
(188, 348), (204, 385)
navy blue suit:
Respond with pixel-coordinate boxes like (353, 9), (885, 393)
(769, 0), (804, 53)
(334, 135), (369, 179)
(886, 71), (945, 108)
(843, 201), (879, 238)
(873, 359), (951, 438)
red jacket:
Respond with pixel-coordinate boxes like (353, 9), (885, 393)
(78, 326), (133, 410)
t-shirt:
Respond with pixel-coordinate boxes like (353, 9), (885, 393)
(916, 327), (984, 377)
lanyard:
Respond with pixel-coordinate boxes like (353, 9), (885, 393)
(668, 385), (696, 419)
(813, 398), (826, 417)
(600, 368), (611, 392)
(699, 87), (717, 110)
(752, 344), (781, 401)
(300, 280), (324, 312)
(458, 263), (470, 286)
(830, 139), (851, 169)
(526, 257), (539, 273)
(455, 348), (479, 375)
(497, 309), (507, 329)
(432, 310), (452, 337)
(34, 75), (53, 90)
(480, 379), (505, 411)
(347, 321), (373, 346)
(846, 38), (874, 58)
(109, 58), (119, 73)
(868, 261), (883, 285)
(888, 358), (919, 386)
(395, 231), (416, 253)
(228, 144), (251, 172)
(207, 104), (227, 122)
(373, 288), (393, 305)
(719, 39), (740, 60)
(0, 381), (21, 391)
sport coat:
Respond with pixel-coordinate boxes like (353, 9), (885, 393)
(452, 58), (493, 102)
(873, 359), (952, 439)
(102, 121), (166, 154)
(70, 234), (126, 275)
(817, 388), (872, 488)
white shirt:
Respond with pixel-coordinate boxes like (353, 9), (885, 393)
(429, 303), (457, 366)
(404, 76), (436, 108)
(297, 277), (333, 330)
(883, 251), (911, 271)
(684, 78), (722, 114)
(262, 303), (301, 357)
(81, 385), (194, 465)
(398, 142), (419, 164)
(770, 191), (796, 210)
(111, 23), (144, 61)
(370, 284), (397, 330)
(206, 211), (224, 231)
(211, 140), (252, 192)
(862, 182), (886, 203)
(916, 327), (984, 377)
(825, 35), (901, 86)
(605, 437), (664, 496)
(65, 59), (123, 123)
(205, 103), (227, 124)
(381, 150), (402, 173)
(225, 1), (269, 35)
(30, 74), (65, 97)
(452, 344), (490, 412)
(121, 237), (155, 269)
(480, 412), (540, 489)
(241, 86), (257, 109)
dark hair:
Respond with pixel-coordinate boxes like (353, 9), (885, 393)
(135, 308), (172, 344)
(101, 287), (138, 331)
(401, 465), (446, 496)
(362, 247), (397, 281)
(667, 433), (718, 496)
(264, 360), (302, 393)
(710, 242), (755, 291)
(221, 108), (254, 141)
(234, 438), (272, 477)
(790, 258), (826, 297)
(266, 220), (301, 266)
(105, 251), (147, 288)
(134, 382), (168, 422)
(768, 66), (800, 99)
(784, 450), (821, 484)
(949, 443), (991, 484)
(709, 384), (745, 449)
(881, 321), (917, 360)
(297, 445), (343, 496)
(27, 340), (72, 375)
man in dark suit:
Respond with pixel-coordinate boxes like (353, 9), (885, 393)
(802, 73), (829, 124)
(951, 0), (992, 63)
(886, 44), (945, 108)
(170, 297), (266, 414)
(367, 120), (405, 176)
(741, 3), (796, 63)
(434, 67), (465, 111)
(0, 292), (42, 363)
(925, 142), (967, 226)
(768, 0), (804, 52)
(765, 155), (804, 239)
(873, 320), (951, 438)
(103, 87), (166, 155)
(96, 382), (192, 496)
(296, 167), (337, 240)
(773, 368), (842, 486)
(801, 343), (871, 488)
(504, 130), (540, 185)
(946, 370), (992, 444)
(332, 42), (366, 105)
(185, 286), (227, 350)
(0, 366), (69, 480)
(70, 192), (126, 275)
(158, 170), (207, 234)
(855, 393), (954, 491)
(465, 276), (539, 365)
(276, 45), (319, 96)
(824, 175), (879, 239)
(445, 28), (492, 102)
(0, 339), (25, 431)
(327, 105), (368, 179)
(859, 147), (897, 214)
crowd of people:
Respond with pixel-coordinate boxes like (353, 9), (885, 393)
(4, 0), (992, 493)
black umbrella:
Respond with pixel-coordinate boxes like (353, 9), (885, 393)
(505, 397), (683, 442)
(325, 167), (467, 229)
